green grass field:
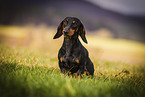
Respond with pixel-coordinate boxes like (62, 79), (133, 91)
(0, 25), (145, 97)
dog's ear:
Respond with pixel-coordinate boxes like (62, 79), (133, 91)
(79, 23), (88, 44)
(53, 21), (63, 39)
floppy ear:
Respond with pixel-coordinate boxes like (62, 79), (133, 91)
(53, 21), (63, 39)
(79, 23), (88, 44)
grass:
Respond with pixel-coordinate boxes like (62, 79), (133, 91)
(0, 25), (145, 97)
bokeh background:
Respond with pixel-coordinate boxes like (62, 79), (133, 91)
(0, 0), (145, 65)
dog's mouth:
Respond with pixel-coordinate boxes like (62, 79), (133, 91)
(63, 31), (72, 39)
(63, 28), (75, 38)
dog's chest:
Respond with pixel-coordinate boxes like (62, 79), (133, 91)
(65, 41), (74, 57)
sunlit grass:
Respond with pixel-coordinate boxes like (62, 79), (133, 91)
(0, 25), (145, 97)
(0, 44), (145, 97)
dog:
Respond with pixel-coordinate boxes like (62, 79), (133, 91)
(53, 17), (94, 77)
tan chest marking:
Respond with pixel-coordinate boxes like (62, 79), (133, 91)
(75, 59), (79, 63)
(60, 57), (63, 62)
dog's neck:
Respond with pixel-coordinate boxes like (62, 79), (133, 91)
(63, 37), (80, 57)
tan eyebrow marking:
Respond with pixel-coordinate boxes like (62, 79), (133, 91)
(66, 19), (68, 21)
(73, 21), (75, 23)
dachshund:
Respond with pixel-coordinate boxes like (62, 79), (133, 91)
(53, 17), (94, 78)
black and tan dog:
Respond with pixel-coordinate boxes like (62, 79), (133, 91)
(53, 17), (94, 77)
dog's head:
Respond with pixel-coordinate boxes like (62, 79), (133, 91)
(53, 17), (88, 44)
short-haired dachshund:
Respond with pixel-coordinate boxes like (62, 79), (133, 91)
(53, 17), (94, 78)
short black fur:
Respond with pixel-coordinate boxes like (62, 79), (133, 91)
(53, 17), (94, 77)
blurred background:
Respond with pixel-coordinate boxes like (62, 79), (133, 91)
(0, 0), (145, 65)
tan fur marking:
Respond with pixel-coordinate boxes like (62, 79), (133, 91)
(79, 75), (82, 79)
(75, 73), (78, 78)
(69, 72), (71, 74)
(83, 28), (85, 32)
(62, 27), (65, 34)
(60, 57), (63, 62)
(86, 71), (90, 76)
(76, 28), (78, 32)
(73, 21), (75, 23)
(68, 29), (75, 36)
(75, 59), (79, 63)
(66, 19), (68, 21)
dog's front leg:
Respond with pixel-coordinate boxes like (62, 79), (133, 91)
(68, 55), (80, 64)
(59, 61), (67, 74)
(76, 70), (83, 79)
(76, 65), (84, 79)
